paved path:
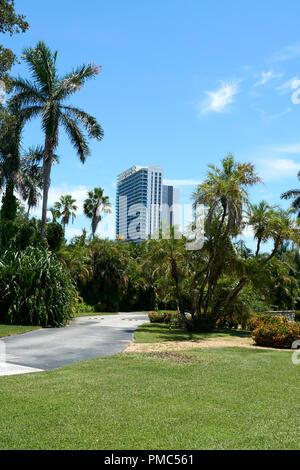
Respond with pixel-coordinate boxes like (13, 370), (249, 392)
(0, 313), (148, 376)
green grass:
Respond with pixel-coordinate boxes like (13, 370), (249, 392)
(135, 322), (251, 343)
(0, 324), (40, 338)
(0, 347), (298, 449)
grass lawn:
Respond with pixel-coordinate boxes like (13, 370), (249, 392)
(0, 324), (40, 338)
(135, 322), (251, 343)
(0, 346), (299, 450)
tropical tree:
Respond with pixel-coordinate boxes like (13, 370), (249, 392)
(191, 154), (261, 318)
(20, 146), (59, 217)
(54, 194), (77, 232)
(0, 0), (28, 84)
(9, 41), (104, 237)
(281, 171), (300, 217)
(248, 201), (274, 256)
(83, 187), (111, 238)
(49, 207), (60, 223)
(0, 111), (22, 220)
(152, 155), (300, 331)
(19, 146), (43, 217)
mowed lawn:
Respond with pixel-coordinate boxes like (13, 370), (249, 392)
(134, 322), (252, 343)
(0, 324), (40, 338)
(0, 346), (299, 449)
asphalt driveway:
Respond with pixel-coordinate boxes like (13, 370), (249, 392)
(0, 313), (148, 376)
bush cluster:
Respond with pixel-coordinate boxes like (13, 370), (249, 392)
(75, 297), (94, 314)
(148, 311), (178, 324)
(246, 313), (287, 330)
(252, 320), (300, 349)
(0, 247), (77, 327)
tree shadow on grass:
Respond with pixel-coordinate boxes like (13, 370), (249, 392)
(137, 324), (251, 342)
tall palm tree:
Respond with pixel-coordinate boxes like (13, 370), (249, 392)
(281, 171), (300, 217)
(9, 41), (104, 237)
(83, 187), (111, 238)
(54, 194), (77, 233)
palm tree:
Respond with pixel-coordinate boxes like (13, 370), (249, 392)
(49, 207), (60, 223)
(20, 146), (59, 217)
(281, 171), (300, 217)
(9, 41), (104, 237)
(83, 187), (111, 238)
(193, 154), (262, 236)
(192, 154), (261, 316)
(54, 195), (77, 233)
(19, 146), (43, 217)
(248, 201), (274, 256)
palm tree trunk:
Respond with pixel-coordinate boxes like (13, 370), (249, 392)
(41, 141), (53, 238)
(255, 238), (262, 257)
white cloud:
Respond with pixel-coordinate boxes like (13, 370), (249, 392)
(199, 81), (239, 114)
(242, 224), (255, 240)
(254, 71), (283, 86)
(163, 179), (201, 186)
(270, 43), (300, 62)
(64, 227), (84, 239)
(258, 158), (300, 181)
(30, 184), (90, 218)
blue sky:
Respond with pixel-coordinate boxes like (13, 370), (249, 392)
(4, 0), (300, 241)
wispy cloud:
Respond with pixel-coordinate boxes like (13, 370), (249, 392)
(30, 184), (90, 218)
(254, 70), (283, 86)
(269, 43), (300, 62)
(199, 80), (240, 114)
(164, 179), (201, 187)
(251, 104), (292, 121)
(258, 158), (300, 181)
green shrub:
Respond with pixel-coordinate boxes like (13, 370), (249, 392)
(252, 321), (300, 349)
(75, 297), (94, 314)
(0, 247), (77, 327)
(148, 311), (177, 324)
(46, 222), (64, 251)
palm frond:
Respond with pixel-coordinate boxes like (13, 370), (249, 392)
(59, 113), (90, 162)
(61, 106), (104, 140)
(281, 189), (300, 200)
(22, 41), (57, 95)
(54, 63), (101, 101)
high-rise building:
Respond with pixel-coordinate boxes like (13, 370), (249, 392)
(162, 185), (180, 228)
(116, 165), (179, 241)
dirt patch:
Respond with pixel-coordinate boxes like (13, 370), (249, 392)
(124, 336), (289, 353)
(144, 351), (200, 363)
